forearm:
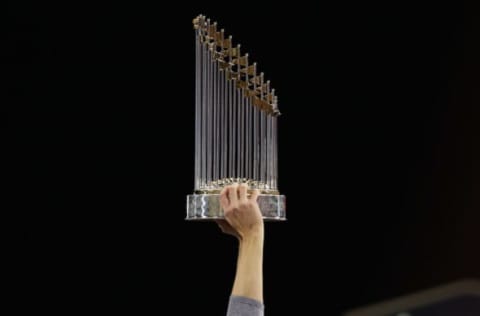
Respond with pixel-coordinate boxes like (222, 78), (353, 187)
(231, 232), (264, 303)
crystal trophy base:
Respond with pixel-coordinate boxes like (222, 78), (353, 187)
(186, 194), (286, 221)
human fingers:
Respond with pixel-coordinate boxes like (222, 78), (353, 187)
(249, 189), (260, 202)
(227, 183), (239, 205)
(238, 183), (248, 202)
(220, 186), (230, 209)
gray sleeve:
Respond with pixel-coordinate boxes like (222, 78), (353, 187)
(227, 296), (264, 316)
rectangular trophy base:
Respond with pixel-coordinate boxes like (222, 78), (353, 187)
(186, 194), (286, 221)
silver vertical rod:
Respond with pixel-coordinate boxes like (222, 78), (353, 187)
(273, 114), (278, 190)
(218, 68), (223, 182)
(219, 28), (226, 183)
(237, 83), (241, 180)
(213, 57), (220, 181)
(212, 51), (217, 181)
(232, 78), (237, 179)
(246, 94), (251, 182)
(266, 110), (271, 189)
(270, 114), (274, 190)
(195, 30), (200, 190)
(201, 34), (207, 189)
(253, 105), (258, 184)
(215, 63), (220, 183)
(228, 38), (234, 180)
(246, 96), (251, 181)
(246, 62), (254, 183)
(206, 45), (212, 186)
(275, 100), (279, 189)
(241, 54), (248, 181)
(229, 77), (233, 179)
(259, 76), (266, 188)
(222, 70), (227, 180)
(260, 109), (265, 188)
(264, 80), (270, 189)
(234, 44), (240, 180)
(267, 90), (274, 189)
(252, 96), (257, 182)
(249, 98), (253, 182)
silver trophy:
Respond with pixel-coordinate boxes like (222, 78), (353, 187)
(186, 15), (286, 221)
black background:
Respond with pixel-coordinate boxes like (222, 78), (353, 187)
(7, 1), (480, 314)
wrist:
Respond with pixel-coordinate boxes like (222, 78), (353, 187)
(239, 229), (264, 246)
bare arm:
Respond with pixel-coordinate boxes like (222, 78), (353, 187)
(218, 183), (264, 303)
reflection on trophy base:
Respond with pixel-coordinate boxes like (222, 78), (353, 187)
(186, 194), (286, 221)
